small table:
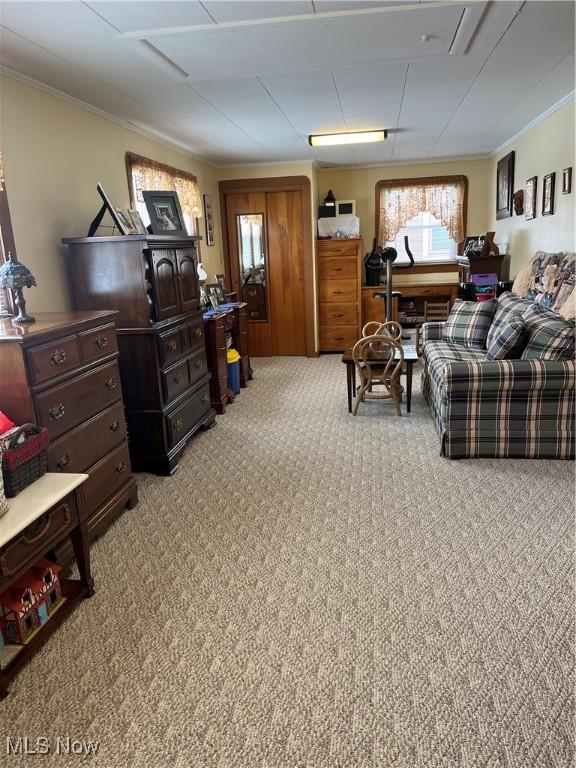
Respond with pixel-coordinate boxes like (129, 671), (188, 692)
(342, 345), (419, 414)
(0, 473), (92, 698)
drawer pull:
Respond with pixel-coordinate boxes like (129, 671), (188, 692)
(115, 460), (127, 474)
(193, 328), (202, 338)
(95, 335), (108, 349)
(49, 404), (65, 421)
(22, 505), (71, 544)
(173, 418), (184, 432)
(166, 340), (177, 352)
(56, 453), (72, 471)
(202, 394), (209, 404)
(335, 313), (344, 318)
(50, 349), (66, 366)
(194, 360), (203, 370)
(335, 337), (344, 341)
(332, 267), (343, 272)
(333, 291), (344, 295)
(110, 419), (121, 433)
(173, 373), (184, 384)
(105, 377), (118, 390)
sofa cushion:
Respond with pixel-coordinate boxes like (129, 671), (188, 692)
(486, 292), (533, 349)
(521, 304), (575, 361)
(485, 315), (526, 361)
(442, 299), (496, 350)
(423, 340), (485, 392)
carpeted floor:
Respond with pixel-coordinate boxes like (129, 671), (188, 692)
(2, 356), (574, 768)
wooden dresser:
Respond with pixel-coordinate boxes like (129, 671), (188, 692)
(0, 312), (138, 548)
(317, 238), (362, 352)
(63, 235), (215, 476)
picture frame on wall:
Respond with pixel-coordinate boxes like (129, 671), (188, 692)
(203, 193), (215, 246)
(525, 176), (537, 220)
(542, 172), (556, 216)
(562, 167), (572, 194)
(142, 190), (188, 236)
(496, 151), (515, 220)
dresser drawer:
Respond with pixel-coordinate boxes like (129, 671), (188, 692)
(319, 302), (358, 326)
(318, 240), (358, 257)
(35, 360), (122, 440)
(318, 257), (357, 280)
(188, 347), (208, 388)
(320, 325), (359, 351)
(79, 323), (117, 365)
(162, 358), (190, 403)
(158, 328), (183, 366)
(81, 442), (132, 519)
(167, 380), (211, 448)
(47, 401), (126, 474)
(318, 279), (357, 303)
(183, 318), (205, 352)
(0, 498), (76, 584)
(27, 335), (81, 385)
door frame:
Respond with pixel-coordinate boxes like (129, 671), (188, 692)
(219, 176), (316, 358)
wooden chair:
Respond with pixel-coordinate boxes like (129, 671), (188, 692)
(352, 334), (404, 416)
(361, 320), (403, 341)
(416, 300), (451, 353)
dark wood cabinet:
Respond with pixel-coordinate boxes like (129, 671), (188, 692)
(0, 312), (138, 549)
(63, 235), (215, 475)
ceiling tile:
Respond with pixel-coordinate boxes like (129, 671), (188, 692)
(201, 2), (314, 23)
(83, 1), (213, 33)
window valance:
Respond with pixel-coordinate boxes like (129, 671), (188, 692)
(377, 176), (467, 247)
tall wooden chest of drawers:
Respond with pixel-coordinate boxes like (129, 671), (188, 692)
(0, 312), (138, 546)
(317, 238), (363, 352)
(63, 235), (215, 476)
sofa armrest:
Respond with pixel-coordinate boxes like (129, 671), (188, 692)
(443, 359), (576, 394)
(421, 321), (445, 342)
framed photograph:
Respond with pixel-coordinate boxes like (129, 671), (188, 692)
(142, 191), (188, 236)
(542, 172), (556, 216)
(209, 294), (219, 310)
(127, 209), (148, 234)
(203, 193), (215, 246)
(88, 182), (132, 236)
(562, 167), (572, 194)
(525, 176), (537, 220)
(206, 283), (225, 304)
(115, 208), (138, 234)
(496, 151), (515, 219)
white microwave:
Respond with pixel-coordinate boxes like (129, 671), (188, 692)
(336, 200), (356, 216)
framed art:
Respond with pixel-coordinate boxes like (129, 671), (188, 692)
(127, 209), (148, 234)
(88, 182), (133, 236)
(142, 191), (188, 236)
(203, 193), (215, 246)
(542, 172), (556, 216)
(562, 167), (572, 194)
(115, 208), (138, 234)
(206, 283), (225, 304)
(496, 151), (515, 219)
(525, 176), (537, 220)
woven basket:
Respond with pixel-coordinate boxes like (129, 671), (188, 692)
(1, 424), (49, 498)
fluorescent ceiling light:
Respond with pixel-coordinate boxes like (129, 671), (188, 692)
(309, 130), (387, 147)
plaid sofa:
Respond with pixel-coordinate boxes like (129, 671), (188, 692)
(421, 321), (575, 459)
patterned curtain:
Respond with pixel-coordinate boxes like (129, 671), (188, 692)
(378, 177), (466, 246)
(126, 152), (202, 235)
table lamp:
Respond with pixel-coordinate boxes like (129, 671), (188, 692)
(0, 252), (37, 324)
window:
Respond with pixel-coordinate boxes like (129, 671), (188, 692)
(376, 175), (467, 261)
(126, 152), (202, 236)
(387, 212), (457, 264)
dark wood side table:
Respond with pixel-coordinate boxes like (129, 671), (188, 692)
(342, 346), (419, 414)
(0, 473), (92, 698)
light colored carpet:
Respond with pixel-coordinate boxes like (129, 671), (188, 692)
(2, 356), (574, 768)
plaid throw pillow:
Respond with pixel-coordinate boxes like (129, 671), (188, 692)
(486, 292), (533, 349)
(521, 304), (575, 360)
(442, 299), (496, 350)
(485, 315), (526, 361)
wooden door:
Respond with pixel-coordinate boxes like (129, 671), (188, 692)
(176, 247), (199, 313)
(149, 249), (180, 321)
(223, 189), (306, 356)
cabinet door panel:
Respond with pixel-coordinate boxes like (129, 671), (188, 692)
(176, 248), (199, 313)
(150, 250), (180, 321)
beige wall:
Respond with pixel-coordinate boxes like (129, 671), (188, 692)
(489, 100), (576, 278)
(317, 158), (492, 252)
(0, 74), (224, 313)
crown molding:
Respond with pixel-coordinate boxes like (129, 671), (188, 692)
(0, 65), (217, 167)
(492, 91), (575, 156)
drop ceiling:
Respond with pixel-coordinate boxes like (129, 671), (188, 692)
(0, 0), (573, 166)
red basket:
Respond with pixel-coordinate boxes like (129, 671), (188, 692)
(1, 424), (49, 498)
